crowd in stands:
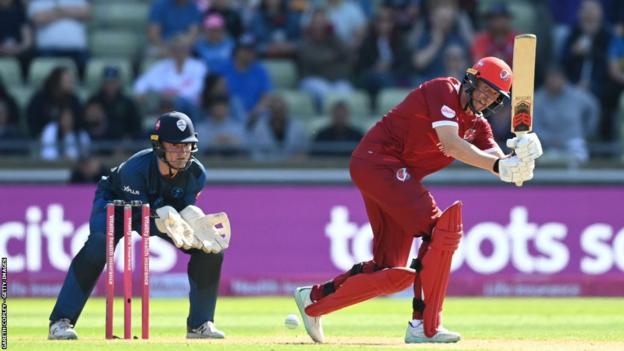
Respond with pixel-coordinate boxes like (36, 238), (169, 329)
(1, 0), (624, 174)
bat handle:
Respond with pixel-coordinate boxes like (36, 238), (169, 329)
(515, 180), (524, 187)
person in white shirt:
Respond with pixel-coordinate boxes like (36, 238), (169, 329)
(28, 0), (90, 76)
(134, 33), (207, 121)
(40, 106), (90, 161)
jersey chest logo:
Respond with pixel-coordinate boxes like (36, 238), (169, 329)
(170, 187), (184, 199)
(396, 168), (411, 182)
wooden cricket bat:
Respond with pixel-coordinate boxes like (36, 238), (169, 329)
(511, 34), (537, 186)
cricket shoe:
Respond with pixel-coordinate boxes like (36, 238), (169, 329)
(48, 318), (78, 340)
(187, 321), (225, 339)
(294, 286), (325, 343)
(404, 319), (461, 343)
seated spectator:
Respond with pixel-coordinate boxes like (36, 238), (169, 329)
(382, 0), (420, 35)
(471, 3), (516, 67)
(298, 8), (352, 114)
(325, 0), (367, 51)
(83, 99), (108, 142)
(200, 72), (247, 125)
(68, 156), (108, 183)
(0, 76), (20, 130)
(534, 65), (599, 166)
(40, 105), (90, 161)
(215, 34), (272, 127)
(0, 100), (26, 155)
(194, 13), (235, 72)
(147, 0), (201, 58)
(88, 66), (142, 140)
(0, 0), (33, 79)
(355, 6), (410, 112)
(204, 0), (243, 39)
(560, 0), (612, 140)
(249, 0), (302, 58)
(196, 94), (247, 156)
(134, 34), (207, 121)
(27, 0), (90, 77)
(311, 100), (363, 156)
(409, 1), (472, 84)
(26, 66), (83, 137)
(249, 94), (307, 161)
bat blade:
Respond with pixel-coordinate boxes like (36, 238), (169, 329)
(511, 34), (537, 136)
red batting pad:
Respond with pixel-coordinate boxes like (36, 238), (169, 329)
(305, 268), (414, 317)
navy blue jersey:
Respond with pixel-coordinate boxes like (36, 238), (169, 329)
(95, 148), (207, 233)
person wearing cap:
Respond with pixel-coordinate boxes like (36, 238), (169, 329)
(293, 57), (543, 344)
(48, 111), (229, 340)
(194, 13), (235, 72)
(87, 66), (141, 141)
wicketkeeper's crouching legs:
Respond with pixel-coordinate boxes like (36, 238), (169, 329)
(406, 201), (463, 343)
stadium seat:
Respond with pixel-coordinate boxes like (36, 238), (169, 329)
(91, 2), (149, 31)
(508, 2), (537, 33)
(85, 58), (133, 90)
(9, 85), (35, 135)
(356, 117), (380, 134)
(262, 59), (297, 89)
(0, 57), (22, 86)
(278, 90), (316, 120)
(29, 57), (78, 87)
(323, 90), (371, 120)
(139, 57), (159, 74)
(378, 88), (411, 115)
(89, 30), (143, 60)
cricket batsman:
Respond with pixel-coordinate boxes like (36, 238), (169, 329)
(48, 112), (231, 340)
(294, 57), (543, 343)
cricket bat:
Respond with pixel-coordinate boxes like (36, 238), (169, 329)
(510, 34), (537, 186)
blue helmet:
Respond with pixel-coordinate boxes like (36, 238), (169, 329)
(150, 112), (198, 169)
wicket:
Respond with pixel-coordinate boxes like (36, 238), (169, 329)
(105, 200), (150, 339)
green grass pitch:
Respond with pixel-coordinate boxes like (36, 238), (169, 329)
(8, 297), (624, 350)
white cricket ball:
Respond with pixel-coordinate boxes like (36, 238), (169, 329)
(284, 314), (300, 329)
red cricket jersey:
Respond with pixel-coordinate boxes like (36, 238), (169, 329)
(352, 77), (498, 181)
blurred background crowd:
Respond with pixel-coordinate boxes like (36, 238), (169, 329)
(0, 0), (623, 182)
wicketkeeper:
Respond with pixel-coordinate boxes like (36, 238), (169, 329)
(294, 57), (543, 343)
(48, 112), (231, 340)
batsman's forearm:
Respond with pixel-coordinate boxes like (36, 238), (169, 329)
(446, 138), (498, 173)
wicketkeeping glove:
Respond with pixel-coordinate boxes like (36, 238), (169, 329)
(180, 205), (231, 254)
(155, 206), (200, 250)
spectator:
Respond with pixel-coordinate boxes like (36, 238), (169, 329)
(200, 72), (247, 125)
(88, 66), (142, 140)
(534, 65), (599, 165)
(249, 0), (302, 58)
(471, 3), (516, 66)
(83, 99), (109, 142)
(196, 94), (247, 156)
(68, 156), (108, 183)
(312, 100), (363, 156)
(382, 0), (421, 35)
(147, 0), (201, 58)
(26, 66), (83, 137)
(0, 100), (25, 155)
(249, 94), (307, 161)
(298, 8), (352, 114)
(40, 105), (90, 161)
(0, 76), (20, 129)
(325, 0), (367, 51)
(194, 13), (235, 72)
(0, 0), (33, 79)
(355, 6), (410, 112)
(443, 43), (469, 80)
(204, 0), (244, 39)
(409, 1), (473, 84)
(27, 0), (90, 77)
(134, 34), (207, 121)
(215, 34), (272, 128)
(560, 0), (613, 141)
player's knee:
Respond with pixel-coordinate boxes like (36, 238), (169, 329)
(382, 268), (414, 294)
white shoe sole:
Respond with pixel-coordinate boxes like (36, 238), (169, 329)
(294, 287), (324, 343)
(186, 333), (225, 339)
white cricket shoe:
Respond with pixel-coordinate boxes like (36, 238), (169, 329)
(294, 286), (325, 343)
(48, 318), (78, 340)
(404, 320), (461, 343)
(187, 321), (225, 339)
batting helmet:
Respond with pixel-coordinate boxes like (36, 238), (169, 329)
(462, 57), (512, 115)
